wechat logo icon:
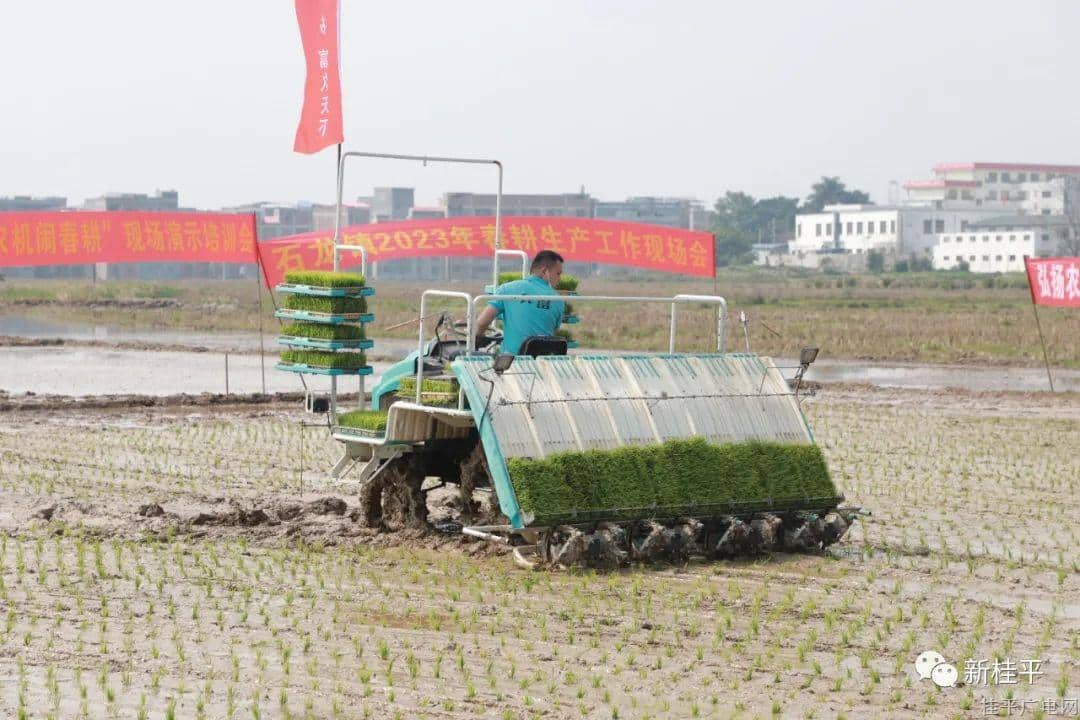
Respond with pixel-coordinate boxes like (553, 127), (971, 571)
(915, 650), (958, 688)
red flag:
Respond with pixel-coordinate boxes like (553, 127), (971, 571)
(293, 0), (343, 154)
(1025, 256), (1080, 308)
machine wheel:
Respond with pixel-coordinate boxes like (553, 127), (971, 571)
(534, 511), (856, 569)
(458, 442), (497, 523)
(359, 455), (429, 531)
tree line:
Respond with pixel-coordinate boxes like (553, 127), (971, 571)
(712, 177), (870, 266)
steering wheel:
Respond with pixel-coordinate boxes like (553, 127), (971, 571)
(450, 319), (502, 349)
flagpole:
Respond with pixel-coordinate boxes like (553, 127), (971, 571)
(1024, 256), (1055, 392)
(257, 255), (266, 395)
(1031, 301), (1054, 392)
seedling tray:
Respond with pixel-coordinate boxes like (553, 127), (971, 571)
(275, 362), (374, 376)
(334, 425), (386, 439)
(275, 309), (374, 325)
(276, 336), (374, 351)
(275, 283), (375, 298)
(483, 284), (579, 298)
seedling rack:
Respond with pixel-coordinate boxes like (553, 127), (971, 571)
(274, 278), (375, 387)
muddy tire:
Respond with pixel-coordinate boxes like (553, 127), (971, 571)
(358, 456), (429, 531)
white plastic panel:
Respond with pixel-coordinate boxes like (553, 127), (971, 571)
(453, 354), (811, 460)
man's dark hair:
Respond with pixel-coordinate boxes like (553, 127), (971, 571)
(530, 249), (565, 273)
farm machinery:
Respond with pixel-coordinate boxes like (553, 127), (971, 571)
(276, 151), (860, 568)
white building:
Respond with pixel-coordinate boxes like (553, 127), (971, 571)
(904, 162), (1080, 213)
(791, 204), (1002, 257)
(933, 216), (1072, 273)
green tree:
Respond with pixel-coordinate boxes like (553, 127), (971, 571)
(866, 251), (885, 273)
(711, 192), (799, 266)
(802, 176), (871, 213)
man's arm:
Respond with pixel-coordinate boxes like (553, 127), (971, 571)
(474, 305), (499, 340)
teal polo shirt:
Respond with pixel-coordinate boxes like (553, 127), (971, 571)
(488, 275), (564, 355)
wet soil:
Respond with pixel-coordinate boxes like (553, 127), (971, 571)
(0, 385), (1077, 719)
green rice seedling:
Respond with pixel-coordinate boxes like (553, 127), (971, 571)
(497, 271), (578, 291)
(280, 323), (366, 340)
(506, 438), (837, 523)
(284, 270), (365, 288)
(279, 350), (366, 369)
(283, 295), (367, 314)
(396, 376), (459, 406)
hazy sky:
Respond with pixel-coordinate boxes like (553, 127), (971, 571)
(3, 1), (1078, 210)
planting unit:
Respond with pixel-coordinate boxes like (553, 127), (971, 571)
(330, 287), (860, 569)
(298, 149), (859, 568)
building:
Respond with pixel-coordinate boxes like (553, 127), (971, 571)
(224, 202), (314, 240)
(83, 189), (179, 212)
(372, 187), (414, 222)
(408, 206), (446, 220)
(444, 191), (592, 218)
(593, 196), (710, 229)
(933, 215), (1072, 273)
(903, 162), (1080, 213)
(790, 204), (1002, 257)
(0, 195), (67, 211)
(312, 203), (371, 232)
(786, 161), (1080, 268)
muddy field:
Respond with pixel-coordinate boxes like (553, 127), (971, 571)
(0, 386), (1078, 719)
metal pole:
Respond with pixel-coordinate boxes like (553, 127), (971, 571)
(224, 352), (230, 395)
(493, 161), (503, 290)
(256, 255), (266, 395)
(333, 143), (343, 272)
(1031, 301), (1055, 392)
(712, 234), (719, 351)
(330, 142), (343, 420)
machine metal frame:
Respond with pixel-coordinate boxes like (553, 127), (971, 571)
(326, 150), (504, 423)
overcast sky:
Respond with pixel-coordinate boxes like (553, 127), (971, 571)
(3, 1), (1077, 210)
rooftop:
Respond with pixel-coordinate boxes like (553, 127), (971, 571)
(967, 214), (1070, 229)
(933, 162), (1080, 174)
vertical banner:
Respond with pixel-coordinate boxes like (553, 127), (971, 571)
(293, 0), (343, 154)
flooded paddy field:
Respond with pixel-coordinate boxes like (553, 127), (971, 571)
(0, 385), (1077, 719)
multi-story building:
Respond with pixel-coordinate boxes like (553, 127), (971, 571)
(408, 206), (446, 220)
(0, 195), (67, 211)
(372, 187), (415, 222)
(593, 196), (711, 230)
(83, 190), (179, 212)
(790, 204), (1003, 257)
(312, 203), (371, 232)
(933, 216), (1073, 273)
(787, 162), (1080, 269)
(224, 202), (314, 240)
(444, 191), (592, 218)
(903, 162), (1080, 213)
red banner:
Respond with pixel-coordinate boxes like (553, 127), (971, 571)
(293, 0), (343, 154)
(0, 211), (257, 267)
(1025, 256), (1080, 307)
(256, 216), (715, 286)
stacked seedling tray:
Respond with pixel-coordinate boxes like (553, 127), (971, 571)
(274, 270), (375, 377)
(494, 272), (581, 349)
